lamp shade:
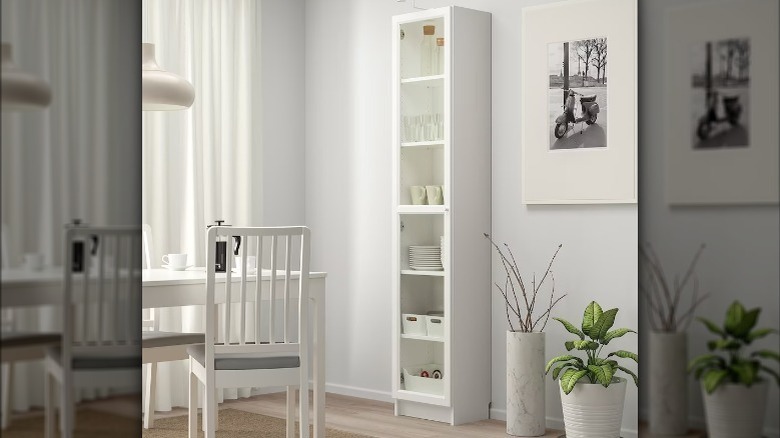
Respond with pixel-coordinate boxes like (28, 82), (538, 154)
(1, 42), (52, 111)
(142, 43), (194, 111)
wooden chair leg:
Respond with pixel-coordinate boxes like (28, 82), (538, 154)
(204, 378), (216, 438)
(188, 361), (197, 438)
(44, 370), (54, 438)
(299, 372), (310, 438)
(143, 363), (157, 429)
(60, 372), (74, 437)
(1, 363), (12, 430)
(286, 386), (296, 438)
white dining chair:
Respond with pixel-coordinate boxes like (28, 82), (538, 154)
(140, 223), (206, 429)
(189, 226), (311, 438)
(1, 223), (61, 430)
(44, 226), (142, 437)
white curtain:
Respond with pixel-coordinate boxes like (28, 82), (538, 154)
(1, 0), (140, 412)
(142, 0), (263, 410)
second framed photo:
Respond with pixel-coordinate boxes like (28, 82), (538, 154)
(521, 0), (637, 204)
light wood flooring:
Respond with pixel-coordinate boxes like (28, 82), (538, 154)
(154, 391), (565, 438)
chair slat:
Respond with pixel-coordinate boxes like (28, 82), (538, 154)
(269, 236), (277, 344)
(112, 236), (122, 345)
(239, 235), (248, 345)
(255, 236), (263, 344)
(225, 237), (232, 346)
(96, 236), (106, 346)
(283, 234), (291, 343)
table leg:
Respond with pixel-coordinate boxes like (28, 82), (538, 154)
(312, 285), (325, 438)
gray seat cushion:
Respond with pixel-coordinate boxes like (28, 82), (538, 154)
(187, 344), (300, 370)
(49, 347), (139, 370)
(142, 331), (205, 348)
(1, 331), (60, 349)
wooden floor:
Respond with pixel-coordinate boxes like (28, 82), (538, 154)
(154, 391), (564, 438)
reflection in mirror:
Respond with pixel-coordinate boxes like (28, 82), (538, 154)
(640, 0), (779, 436)
(1, 0), (141, 435)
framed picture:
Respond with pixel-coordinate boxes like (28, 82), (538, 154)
(664, 0), (779, 205)
(521, 0), (637, 204)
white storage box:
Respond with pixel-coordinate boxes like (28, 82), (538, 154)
(425, 315), (445, 338)
(402, 314), (427, 335)
(403, 363), (444, 395)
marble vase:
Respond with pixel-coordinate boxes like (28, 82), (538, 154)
(560, 377), (626, 438)
(649, 331), (688, 435)
(702, 381), (768, 438)
(506, 331), (545, 436)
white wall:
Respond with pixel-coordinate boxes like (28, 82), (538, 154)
(304, 0), (638, 434)
(638, 0), (779, 436)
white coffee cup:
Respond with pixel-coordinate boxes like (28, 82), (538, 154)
(162, 253), (188, 269)
(410, 186), (427, 205)
(425, 185), (443, 205)
(22, 253), (44, 271)
(234, 255), (257, 273)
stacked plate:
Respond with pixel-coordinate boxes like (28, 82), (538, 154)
(409, 245), (443, 271)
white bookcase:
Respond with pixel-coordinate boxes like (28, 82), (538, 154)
(391, 6), (492, 425)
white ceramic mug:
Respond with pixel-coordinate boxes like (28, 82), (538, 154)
(22, 253), (44, 271)
(162, 253), (188, 269)
(410, 186), (427, 205)
(234, 255), (257, 273)
(426, 185), (443, 205)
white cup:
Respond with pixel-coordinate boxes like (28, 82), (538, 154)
(162, 253), (188, 269)
(234, 255), (257, 273)
(425, 185), (443, 205)
(410, 186), (427, 205)
(22, 253), (44, 271)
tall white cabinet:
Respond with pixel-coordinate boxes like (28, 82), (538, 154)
(391, 6), (492, 425)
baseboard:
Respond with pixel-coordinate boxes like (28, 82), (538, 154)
(324, 383), (394, 404)
(490, 407), (638, 438)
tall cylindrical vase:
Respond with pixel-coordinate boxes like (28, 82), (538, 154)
(506, 331), (545, 436)
(649, 331), (688, 435)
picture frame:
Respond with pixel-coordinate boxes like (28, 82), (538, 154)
(664, 0), (779, 205)
(521, 0), (637, 204)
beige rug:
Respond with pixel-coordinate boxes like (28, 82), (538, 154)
(3, 409), (140, 437)
(143, 408), (372, 438)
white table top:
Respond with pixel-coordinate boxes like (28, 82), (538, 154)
(1, 267), (63, 286)
(142, 267), (327, 286)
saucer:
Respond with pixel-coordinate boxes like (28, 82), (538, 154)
(163, 264), (193, 271)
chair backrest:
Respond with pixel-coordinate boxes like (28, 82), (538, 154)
(142, 224), (154, 270)
(204, 226), (311, 363)
(63, 226), (142, 361)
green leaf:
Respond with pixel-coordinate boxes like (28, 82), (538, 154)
(731, 361), (758, 385)
(708, 339), (741, 351)
(588, 364), (614, 387)
(554, 317), (585, 340)
(688, 354), (724, 372)
(702, 369), (730, 393)
(616, 365), (639, 386)
(572, 340), (599, 350)
(560, 369), (589, 395)
(602, 328), (636, 345)
(582, 301), (603, 338)
(760, 365), (780, 386)
(565, 341), (575, 351)
(545, 355), (581, 373)
(697, 317), (726, 337)
(590, 308), (619, 341)
(751, 350), (780, 362)
(552, 363), (576, 380)
(724, 301), (745, 336)
(607, 350), (638, 363)
(746, 328), (777, 343)
(733, 308), (760, 338)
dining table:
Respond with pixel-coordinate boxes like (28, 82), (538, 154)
(1, 266), (328, 438)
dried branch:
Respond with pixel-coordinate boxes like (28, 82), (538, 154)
(485, 233), (565, 333)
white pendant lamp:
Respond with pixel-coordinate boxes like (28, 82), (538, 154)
(1, 42), (52, 111)
(142, 43), (194, 111)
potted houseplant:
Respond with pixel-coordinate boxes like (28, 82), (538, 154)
(640, 243), (708, 435)
(546, 301), (638, 438)
(485, 234), (565, 437)
(688, 301), (779, 438)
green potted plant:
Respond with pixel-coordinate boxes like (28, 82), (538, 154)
(546, 301), (638, 438)
(688, 301), (779, 438)
(640, 243), (707, 435)
(485, 234), (565, 437)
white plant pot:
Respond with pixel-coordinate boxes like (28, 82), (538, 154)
(560, 377), (626, 438)
(506, 331), (546, 436)
(648, 331), (688, 435)
(701, 381), (768, 438)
